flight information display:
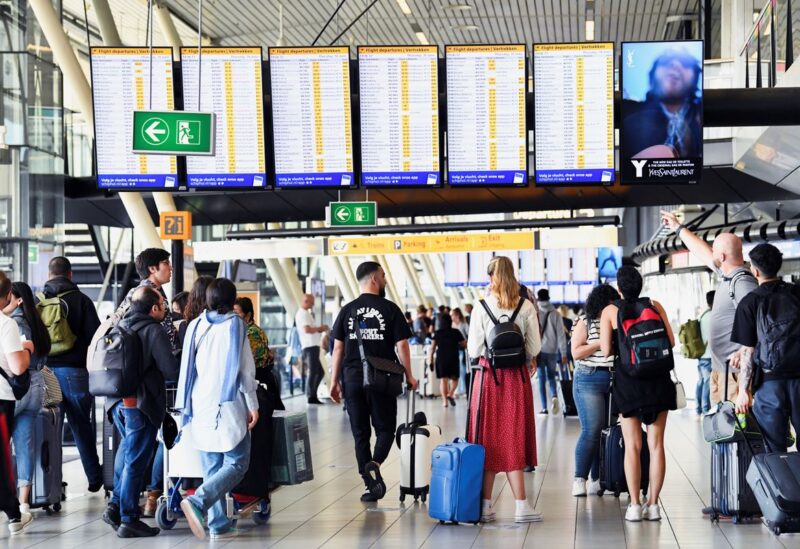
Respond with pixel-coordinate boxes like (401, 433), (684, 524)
(533, 43), (615, 185)
(269, 47), (354, 188)
(446, 45), (527, 186)
(520, 249), (545, 285)
(181, 47), (266, 188)
(545, 248), (570, 284)
(444, 252), (469, 286)
(571, 248), (598, 284)
(90, 47), (177, 189)
(359, 46), (440, 187)
(468, 251), (493, 286)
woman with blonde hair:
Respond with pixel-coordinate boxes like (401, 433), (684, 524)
(467, 255), (542, 523)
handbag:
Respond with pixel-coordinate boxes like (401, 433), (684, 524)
(672, 370), (686, 410)
(40, 365), (63, 408)
(0, 367), (30, 400)
(353, 313), (405, 397)
(702, 401), (762, 443)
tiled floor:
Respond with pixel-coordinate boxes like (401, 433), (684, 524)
(3, 393), (800, 548)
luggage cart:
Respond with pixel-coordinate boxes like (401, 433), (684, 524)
(155, 391), (271, 530)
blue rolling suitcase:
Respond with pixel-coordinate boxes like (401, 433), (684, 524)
(429, 365), (485, 525)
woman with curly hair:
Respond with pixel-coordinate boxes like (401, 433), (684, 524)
(570, 283), (620, 498)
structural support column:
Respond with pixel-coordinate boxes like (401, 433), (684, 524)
(154, 1), (183, 57)
(280, 258), (305, 305)
(92, 0), (122, 46)
(371, 255), (400, 304)
(265, 258), (299, 319)
(400, 255), (425, 306)
(420, 254), (447, 307)
(328, 256), (355, 302)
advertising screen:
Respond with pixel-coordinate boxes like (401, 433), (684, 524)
(620, 40), (703, 184)
(598, 246), (623, 279)
(445, 45), (527, 186)
(444, 252), (469, 287)
(181, 47), (266, 188)
(358, 46), (440, 187)
(90, 47), (177, 189)
(533, 43), (615, 185)
(270, 47), (354, 188)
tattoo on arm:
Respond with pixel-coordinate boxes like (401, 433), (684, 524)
(739, 347), (755, 392)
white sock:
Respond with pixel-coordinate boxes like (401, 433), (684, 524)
(482, 499), (493, 510)
(19, 504), (30, 514)
(515, 499), (530, 513)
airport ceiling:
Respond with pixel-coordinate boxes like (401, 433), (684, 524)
(66, 0), (716, 53)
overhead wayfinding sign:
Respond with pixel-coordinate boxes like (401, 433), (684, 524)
(445, 45), (528, 186)
(533, 43), (615, 185)
(328, 231), (534, 256)
(328, 201), (377, 227)
(132, 111), (215, 155)
(358, 46), (440, 187)
(90, 47), (178, 189)
(181, 47), (266, 188)
(270, 47), (355, 188)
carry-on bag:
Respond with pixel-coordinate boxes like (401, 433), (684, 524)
(746, 452), (800, 535)
(30, 406), (65, 511)
(429, 363), (485, 524)
(234, 385), (275, 498)
(271, 411), (313, 485)
(102, 400), (121, 494)
(397, 391), (441, 503)
(556, 362), (577, 417)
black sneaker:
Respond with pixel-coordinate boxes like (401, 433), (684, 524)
(448, 397), (456, 407)
(524, 465), (536, 473)
(360, 488), (379, 502)
(539, 409), (548, 415)
(88, 481), (103, 493)
(307, 398), (324, 405)
(117, 519), (160, 538)
(103, 504), (121, 531)
(364, 461), (386, 500)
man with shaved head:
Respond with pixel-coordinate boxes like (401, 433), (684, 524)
(661, 211), (757, 406)
(295, 293), (328, 404)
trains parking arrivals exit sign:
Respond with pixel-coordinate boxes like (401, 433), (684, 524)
(132, 111), (215, 155)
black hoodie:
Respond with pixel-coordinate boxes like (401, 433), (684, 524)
(42, 276), (101, 368)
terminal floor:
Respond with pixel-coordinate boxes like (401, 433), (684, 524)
(4, 394), (800, 548)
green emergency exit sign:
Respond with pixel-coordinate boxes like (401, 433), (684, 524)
(329, 202), (377, 227)
(132, 111), (215, 155)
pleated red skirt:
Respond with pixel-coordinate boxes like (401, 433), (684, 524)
(468, 359), (537, 472)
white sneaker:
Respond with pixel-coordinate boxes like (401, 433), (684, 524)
(572, 478), (587, 497)
(514, 501), (543, 523)
(643, 504), (662, 521)
(625, 504), (643, 522)
(551, 396), (560, 415)
(8, 512), (32, 535)
(587, 478), (602, 496)
(481, 500), (496, 523)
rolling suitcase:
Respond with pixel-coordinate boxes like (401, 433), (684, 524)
(429, 365), (485, 525)
(556, 363), (577, 417)
(598, 390), (649, 497)
(102, 401), (121, 494)
(419, 356), (442, 398)
(271, 410), (313, 485)
(31, 406), (65, 512)
(747, 452), (800, 535)
(397, 391), (441, 503)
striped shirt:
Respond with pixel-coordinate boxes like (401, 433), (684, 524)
(576, 315), (614, 369)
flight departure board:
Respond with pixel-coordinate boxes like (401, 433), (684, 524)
(545, 248), (570, 284)
(520, 249), (545, 285)
(468, 251), (493, 286)
(444, 252), (469, 286)
(181, 47), (266, 188)
(358, 46), (440, 187)
(533, 43), (614, 185)
(571, 248), (598, 284)
(269, 47), (354, 188)
(90, 48), (177, 189)
(445, 45), (527, 186)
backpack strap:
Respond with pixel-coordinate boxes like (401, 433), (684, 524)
(727, 270), (755, 308)
(508, 296), (526, 323)
(479, 299), (500, 326)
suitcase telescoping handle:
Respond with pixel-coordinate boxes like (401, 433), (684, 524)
(406, 386), (416, 424)
(465, 359), (485, 443)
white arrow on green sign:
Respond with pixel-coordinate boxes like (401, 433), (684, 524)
(329, 202), (377, 227)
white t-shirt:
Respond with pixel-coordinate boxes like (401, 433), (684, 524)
(295, 307), (322, 349)
(0, 313), (23, 401)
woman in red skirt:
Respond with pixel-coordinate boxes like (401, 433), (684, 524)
(467, 256), (542, 523)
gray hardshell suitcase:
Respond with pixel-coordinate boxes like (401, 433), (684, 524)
(31, 406), (65, 512)
(746, 452), (800, 535)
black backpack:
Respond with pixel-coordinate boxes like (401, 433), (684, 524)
(755, 282), (800, 375)
(615, 298), (674, 378)
(89, 320), (146, 398)
(480, 297), (527, 384)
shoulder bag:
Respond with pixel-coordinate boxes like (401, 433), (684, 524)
(353, 313), (405, 397)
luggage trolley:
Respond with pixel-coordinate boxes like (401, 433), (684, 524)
(155, 389), (271, 530)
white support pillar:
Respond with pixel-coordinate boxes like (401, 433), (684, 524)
(265, 258), (299, 319)
(420, 254), (447, 307)
(341, 257), (360, 297)
(401, 255), (426, 306)
(371, 255), (400, 305)
(280, 258), (305, 305)
(328, 256), (355, 302)
(154, 2), (183, 58)
(92, 0), (122, 46)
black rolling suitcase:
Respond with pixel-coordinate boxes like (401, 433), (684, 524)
(598, 387), (649, 497)
(102, 400), (121, 494)
(556, 362), (577, 417)
(30, 407), (66, 512)
(747, 452), (800, 535)
(233, 385), (275, 498)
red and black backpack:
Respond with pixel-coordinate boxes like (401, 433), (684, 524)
(614, 298), (674, 378)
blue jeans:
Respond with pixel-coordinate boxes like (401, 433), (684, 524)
(573, 366), (611, 480)
(696, 358), (712, 414)
(537, 353), (559, 409)
(753, 379), (800, 453)
(147, 444), (164, 492)
(187, 434), (251, 534)
(456, 350), (467, 395)
(110, 403), (158, 523)
(12, 371), (44, 488)
(52, 367), (102, 486)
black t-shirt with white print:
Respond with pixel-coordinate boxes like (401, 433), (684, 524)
(332, 293), (411, 375)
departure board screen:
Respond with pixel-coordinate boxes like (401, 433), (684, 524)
(358, 46), (440, 187)
(571, 248), (597, 284)
(269, 47), (354, 188)
(90, 48), (177, 189)
(181, 47), (266, 188)
(444, 253), (469, 286)
(445, 45), (527, 186)
(545, 249), (570, 284)
(520, 249), (545, 285)
(533, 43), (615, 185)
(468, 251), (493, 286)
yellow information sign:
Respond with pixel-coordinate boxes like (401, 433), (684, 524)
(328, 231), (534, 256)
(159, 211), (192, 240)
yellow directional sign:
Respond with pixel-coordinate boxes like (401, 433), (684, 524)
(159, 211), (192, 240)
(328, 231), (534, 256)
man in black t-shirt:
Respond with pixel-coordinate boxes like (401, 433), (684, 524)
(732, 243), (800, 453)
(330, 261), (418, 502)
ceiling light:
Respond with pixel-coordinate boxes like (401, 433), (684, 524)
(415, 31), (429, 45)
(452, 24), (479, 31)
(445, 3), (472, 11)
(585, 20), (595, 41)
(396, 0), (412, 15)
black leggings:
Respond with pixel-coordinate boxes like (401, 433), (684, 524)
(0, 400), (20, 520)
